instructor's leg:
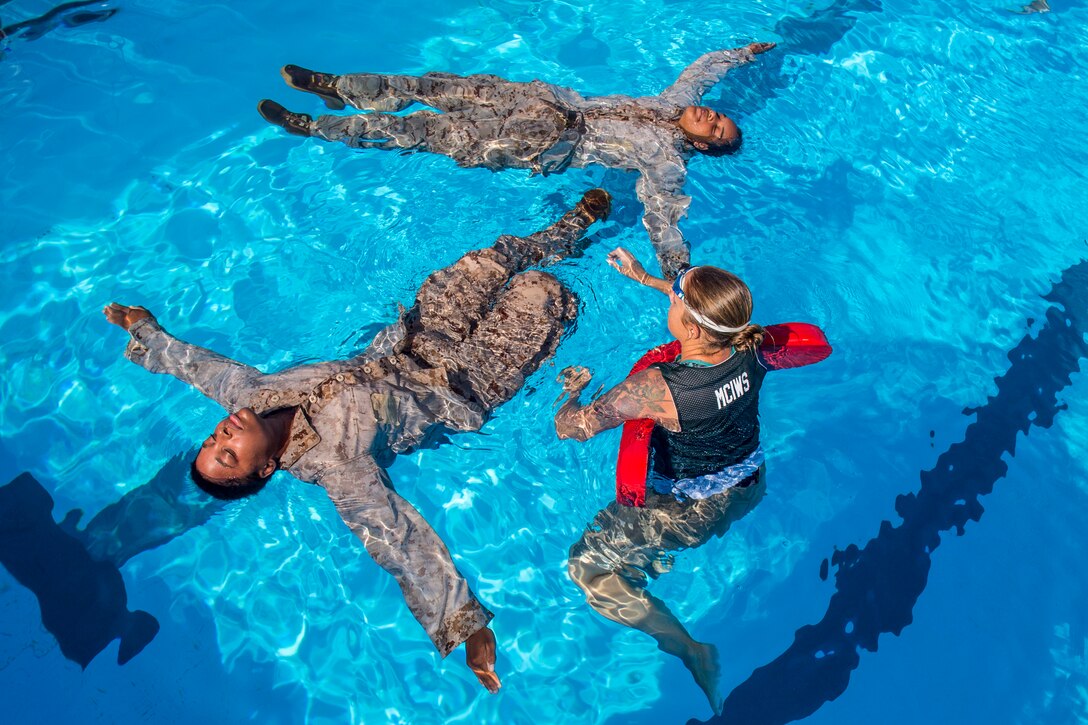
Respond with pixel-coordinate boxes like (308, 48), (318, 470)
(567, 477), (767, 712)
(567, 501), (711, 666)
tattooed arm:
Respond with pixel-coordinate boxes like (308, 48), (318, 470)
(554, 367), (679, 442)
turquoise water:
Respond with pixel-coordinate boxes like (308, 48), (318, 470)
(2, 0), (1087, 723)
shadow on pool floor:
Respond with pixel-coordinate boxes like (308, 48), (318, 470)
(0, 451), (222, 668)
(695, 263), (1088, 725)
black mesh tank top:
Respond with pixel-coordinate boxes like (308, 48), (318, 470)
(650, 348), (767, 480)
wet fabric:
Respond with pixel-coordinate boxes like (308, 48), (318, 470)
(568, 472), (766, 636)
(312, 46), (757, 278)
(122, 204), (593, 656)
(317, 74), (583, 175)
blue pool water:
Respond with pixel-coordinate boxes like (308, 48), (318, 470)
(2, 0), (1087, 722)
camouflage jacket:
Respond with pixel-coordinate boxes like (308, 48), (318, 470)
(123, 317), (491, 657)
(559, 45), (758, 276)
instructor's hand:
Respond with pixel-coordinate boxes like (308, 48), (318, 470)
(607, 247), (648, 285)
(747, 41), (776, 55)
(103, 303), (153, 331)
(465, 626), (501, 694)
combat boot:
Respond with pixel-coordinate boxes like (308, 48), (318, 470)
(257, 100), (315, 138)
(281, 65), (346, 110)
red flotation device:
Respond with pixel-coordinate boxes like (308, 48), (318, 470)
(615, 322), (832, 507)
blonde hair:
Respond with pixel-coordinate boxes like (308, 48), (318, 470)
(682, 266), (764, 350)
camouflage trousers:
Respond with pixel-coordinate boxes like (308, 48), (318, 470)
(399, 196), (601, 410)
(313, 72), (584, 174)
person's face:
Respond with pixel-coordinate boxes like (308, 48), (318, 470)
(677, 105), (739, 150)
(194, 407), (276, 483)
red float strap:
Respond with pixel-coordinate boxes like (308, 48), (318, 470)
(615, 323), (832, 507)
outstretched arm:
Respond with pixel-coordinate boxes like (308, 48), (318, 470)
(659, 42), (775, 107)
(555, 366), (679, 442)
(318, 457), (500, 691)
(607, 247), (673, 295)
(635, 164), (691, 279)
(104, 303), (262, 411)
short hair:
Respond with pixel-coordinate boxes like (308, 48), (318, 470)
(190, 460), (271, 500)
(698, 127), (743, 157)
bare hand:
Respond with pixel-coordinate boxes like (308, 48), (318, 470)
(747, 41), (776, 55)
(607, 247), (648, 284)
(465, 626), (501, 694)
(103, 303), (153, 331)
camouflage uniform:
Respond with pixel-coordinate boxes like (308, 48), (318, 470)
(311, 46), (758, 278)
(121, 202), (596, 657)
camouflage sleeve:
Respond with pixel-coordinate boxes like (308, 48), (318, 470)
(123, 318), (262, 410)
(318, 457), (493, 657)
(659, 46), (755, 107)
(635, 163), (691, 279)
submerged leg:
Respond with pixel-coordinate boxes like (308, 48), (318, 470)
(259, 99), (459, 156)
(333, 71), (539, 113)
(568, 557), (722, 708)
(310, 106), (515, 167)
(312, 109), (439, 151)
(443, 269), (578, 409)
(567, 478), (767, 713)
(407, 190), (609, 374)
(493, 188), (611, 270)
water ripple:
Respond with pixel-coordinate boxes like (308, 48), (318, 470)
(3, 0), (1088, 723)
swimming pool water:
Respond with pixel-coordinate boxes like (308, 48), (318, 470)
(1, 0), (1087, 723)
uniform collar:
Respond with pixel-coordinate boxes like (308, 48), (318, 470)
(243, 387), (322, 470)
(278, 407), (320, 470)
